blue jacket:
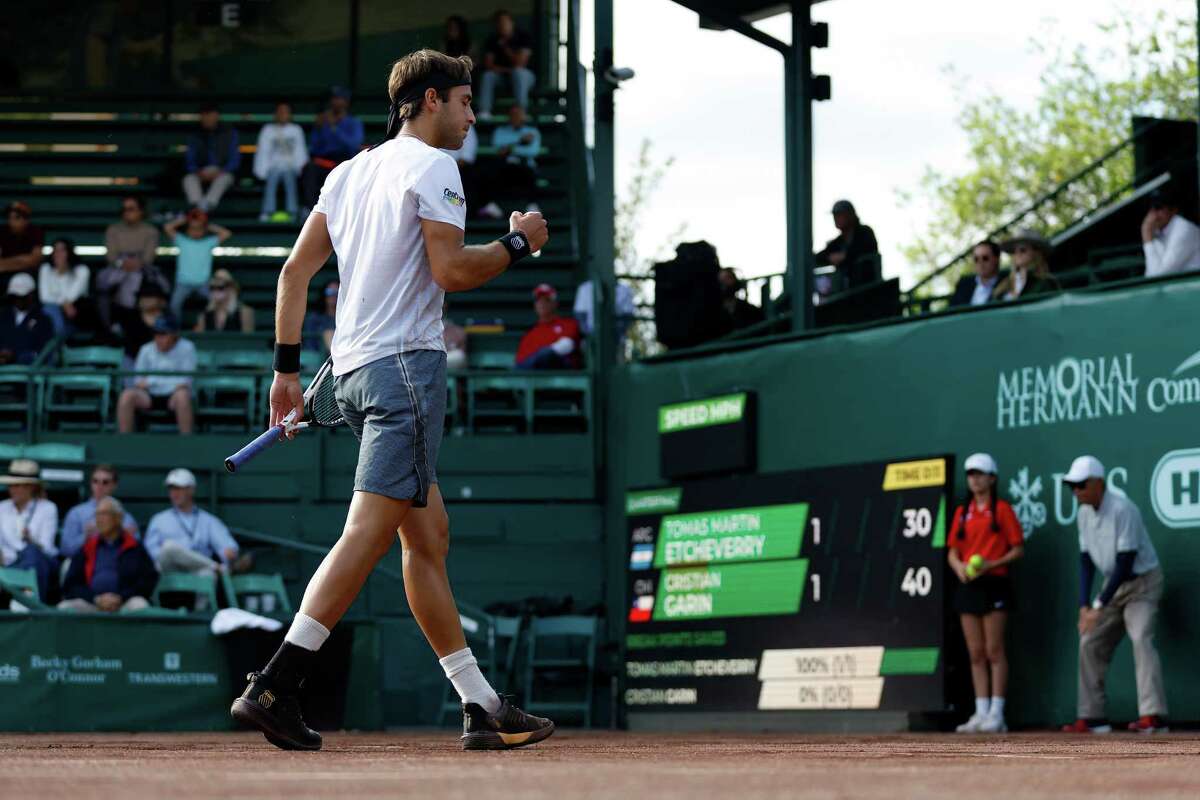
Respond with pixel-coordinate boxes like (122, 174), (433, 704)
(309, 115), (364, 161)
(185, 125), (241, 173)
(0, 305), (54, 364)
(63, 532), (159, 602)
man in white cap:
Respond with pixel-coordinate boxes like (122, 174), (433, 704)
(0, 459), (59, 601)
(1060, 455), (1167, 734)
(144, 468), (246, 583)
(0, 272), (54, 366)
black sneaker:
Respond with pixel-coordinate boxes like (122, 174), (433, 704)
(230, 672), (322, 751)
(461, 696), (555, 750)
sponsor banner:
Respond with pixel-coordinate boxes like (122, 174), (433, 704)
(757, 677), (886, 710)
(626, 488), (682, 515)
(658, 393), (747, 433)
(654, 503), (808, 568)
(653, 560), (808, 621)
(1151, 448), (1200, 529)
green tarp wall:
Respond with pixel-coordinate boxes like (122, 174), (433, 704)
(608, 275), (1200, 727)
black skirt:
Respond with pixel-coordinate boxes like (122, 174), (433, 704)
(954, 574), (1013, 615)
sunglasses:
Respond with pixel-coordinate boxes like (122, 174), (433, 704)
(91, 477), (113, 485)
(965, 469), (988, 477)
(209, 283), (230, 291)
(1065, 480), (1087, 491)
(972, 254), (994, 262)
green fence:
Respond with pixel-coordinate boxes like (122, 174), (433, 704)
(608, 274), (1200, 727)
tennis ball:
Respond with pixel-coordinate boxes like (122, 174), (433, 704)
(965, 554), (984, 579)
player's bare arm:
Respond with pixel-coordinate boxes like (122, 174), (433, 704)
(421, 210), (548, 292)
(270, 211), (333, 429)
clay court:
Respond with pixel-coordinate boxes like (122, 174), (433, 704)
(5, 731), (1199, 800)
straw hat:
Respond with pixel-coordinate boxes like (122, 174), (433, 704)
(0, 459), (42, 485)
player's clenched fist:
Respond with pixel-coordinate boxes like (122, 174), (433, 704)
(510, 210), (549, 253)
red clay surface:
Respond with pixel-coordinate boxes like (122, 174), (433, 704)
(4, 730), (1200, 800)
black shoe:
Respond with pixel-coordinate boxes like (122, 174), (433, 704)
(461, 696), (555, 750)
(230, 672), (322, 751)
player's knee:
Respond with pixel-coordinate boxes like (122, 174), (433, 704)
(402, 512), (450, 561)
(967, 645), (987, 665)
(985, 643), (1005, 665)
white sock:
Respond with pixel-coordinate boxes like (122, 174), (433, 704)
(990, 696), (1005, 716)
(975, 697), (989, 716)
(284, 613), (331, 652)
(439, 647), (501, 713)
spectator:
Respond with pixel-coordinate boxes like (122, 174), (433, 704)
(0, 459), (58, 602)
(478, 104), (541, 217)
(515, 284), (582, 370)
(994, 229), (1059, 301)
(302, 279), (338, 352)
(301, 87), (364, 215)
(717, 268), (766, 331)
(164, 208), (232, 320)
(815, 200), (880, 295)
(0, 201), (44, 295)
(477, 10), (536, 117)
(1061, 455), (1168, 735)
(254, 101), (308, 223)
(443, 299), (467, 370)
(949, 240), (1007, 308)
(0, 273), (54, 364)
(60, 463), (139, 559)
(1141, 189), (1200, 278)
(118, 281), (168, 364)
(38, 237), (90, 336)
(946, 453), (1024, 734)
(57, 497), (156, 614)
(182, 103), (240, 212)
(573, 279), (636, 341)
(98, 196), (168, 335)
(145, 468), (247, 580)
(443, 14), (473, 59)
(117, 314), (196, 434)
(194, 268), (254, 333)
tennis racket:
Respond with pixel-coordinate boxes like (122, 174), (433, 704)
(224, 357), (344, 473)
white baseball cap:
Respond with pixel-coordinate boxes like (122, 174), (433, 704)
(164, 467), (197, 488)
(1063, 455), (1105, 484)
(7, 273), (35, 297)
(964, 453), (997, 475)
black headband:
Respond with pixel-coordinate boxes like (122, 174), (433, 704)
(372, 71), (473, 148)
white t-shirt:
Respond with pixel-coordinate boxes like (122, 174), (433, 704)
(317, 135), (467, 376)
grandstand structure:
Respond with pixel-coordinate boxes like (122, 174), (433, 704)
(1, 0), (1199, 733)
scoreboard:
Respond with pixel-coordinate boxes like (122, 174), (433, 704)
(623, 455), (954, 714)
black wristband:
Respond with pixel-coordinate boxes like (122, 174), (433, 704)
(497, 230), (531, 265)
(273, 342), (302, 373)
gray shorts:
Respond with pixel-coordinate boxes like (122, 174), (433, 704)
(333, 350), (446, 508)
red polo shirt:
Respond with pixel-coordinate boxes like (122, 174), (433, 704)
(516, 315), (582, 367)
(948, 499), (1024, 577)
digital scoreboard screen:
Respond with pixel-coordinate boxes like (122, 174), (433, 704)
(624, 456), (954, 714)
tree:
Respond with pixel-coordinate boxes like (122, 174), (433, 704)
(615, 139), (686, 358)
(900, 7), (1198, 292)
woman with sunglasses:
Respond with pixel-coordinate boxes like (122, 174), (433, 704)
(948, 453), (1025, 733)
(193, 268), (254, 332)
(993, 228), (1060, 301)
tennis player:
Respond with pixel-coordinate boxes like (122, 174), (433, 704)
(230, 49), (552, 751)
(947, 453), (1025, 733)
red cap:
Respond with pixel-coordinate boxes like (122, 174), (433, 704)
(533, 283), (557, 300)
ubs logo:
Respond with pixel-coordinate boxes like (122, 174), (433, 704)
(1151, 448), (1200, 529)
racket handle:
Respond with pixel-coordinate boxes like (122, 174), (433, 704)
(224, 424), (286, 473)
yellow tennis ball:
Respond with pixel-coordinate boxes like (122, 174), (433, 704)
(968, 554), (985, 570)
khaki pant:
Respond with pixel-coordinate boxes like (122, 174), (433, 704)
(182, 171), (234, 211)
(1078, 567), (1167, 718)
(157, 540), (218, 576)
(58, 596), (149, 613)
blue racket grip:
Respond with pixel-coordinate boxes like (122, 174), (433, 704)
(224, 424), (286, 473)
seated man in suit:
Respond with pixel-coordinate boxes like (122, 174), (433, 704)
(949, 240), (1007, 308)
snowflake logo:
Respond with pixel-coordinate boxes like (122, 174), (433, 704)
(1008, 467), (1047, 536)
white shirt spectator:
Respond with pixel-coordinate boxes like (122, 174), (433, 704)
(971, 275), (999, 306)
(253, 122), (309, 179)
(38, 263), (90, 305)
(0, 497), (58, 564)
(441, 125), (477, 165)
(1143, 214), (1200, 278)
(1077, 490), (1160, 578)
(144, 506), (238, 564)
(134, 337), (197, 397)
(572, 279), (636, 336)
